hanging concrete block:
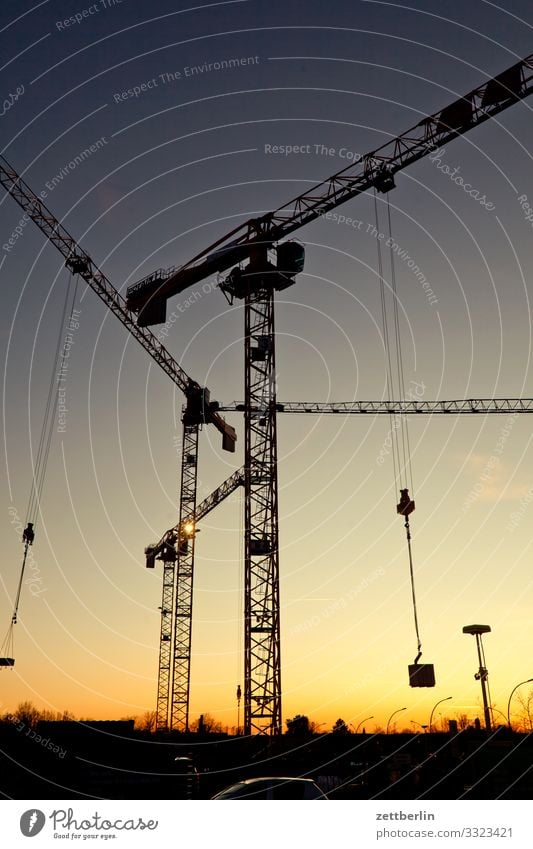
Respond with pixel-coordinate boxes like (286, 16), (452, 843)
(408, 663), (435, 687)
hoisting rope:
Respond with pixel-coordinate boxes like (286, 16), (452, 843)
(386, 200), (414, 494)
(374, 191), (423, 665)
(10, 523), (35, 626)
(397, 489), (422, 664)
(26, 272), (79, 524)
(1, 270), (79, 664)
(374, 190), (400, 489)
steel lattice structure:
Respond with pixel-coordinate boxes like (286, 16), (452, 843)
(129, 53), (533, 736)
(126, 56), (533, 316)
(218, 399), (533, 415)
(147, 465), (245, 730)
(3, 52), (533, 737)
(170, 423), (199, 732)
(0, 156), (236, 734)
(155, 552), (175, 730)
(244, 285), (282, 735)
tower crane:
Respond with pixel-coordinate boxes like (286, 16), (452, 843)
(163, 398), (533, 727)
(0, 156), (236, 726)
(128, 54), (533, 735)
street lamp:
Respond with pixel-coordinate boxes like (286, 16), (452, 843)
(236, 684), (241, 735)
(386, 706), (406, 734)
(410, 720), (428, 733)
(507, 678), (533, 729)
(429, 696), (452, 732)
(463, 624), (492, 731)
(353, 715), (374, 734)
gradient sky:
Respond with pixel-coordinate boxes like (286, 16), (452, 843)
(1, 0), (533, 733)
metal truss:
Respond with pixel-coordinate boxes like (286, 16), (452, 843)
(155, 555), (175, 731)
(147, 55), (533, 299)
(149, 464), (245, 731)
(170, 423), (199, 732)
(218, 399), (533, 415)
(244, 287), (281, 735)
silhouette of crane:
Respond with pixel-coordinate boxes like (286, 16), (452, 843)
(0, 157), (236, 722)
(130, 54), (533, 734)
(3, 54), (532, 733)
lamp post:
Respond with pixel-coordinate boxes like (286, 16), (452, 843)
(410, 720), (428, 733)
(507, 678), (533, 729)
(236, 684), (241, 735)
(353, 715), (374, 734)
(463, 624), (492, 731)
(386, 706), (406, 734)
(429, 696), (452, 732)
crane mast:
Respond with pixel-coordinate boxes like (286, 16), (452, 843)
(244, 274), (281, 734)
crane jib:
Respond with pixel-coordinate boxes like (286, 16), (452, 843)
(0, 161), (237, 452)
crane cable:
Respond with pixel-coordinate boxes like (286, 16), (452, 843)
(26, 272), (79, 525)
(374, 190), (423, 664)
(386, 199), (414, 493)
(374, 190), (400, 488)
(1, 270), (78, 663)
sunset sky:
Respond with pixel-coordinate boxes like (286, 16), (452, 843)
(1, 0), (533, 733)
